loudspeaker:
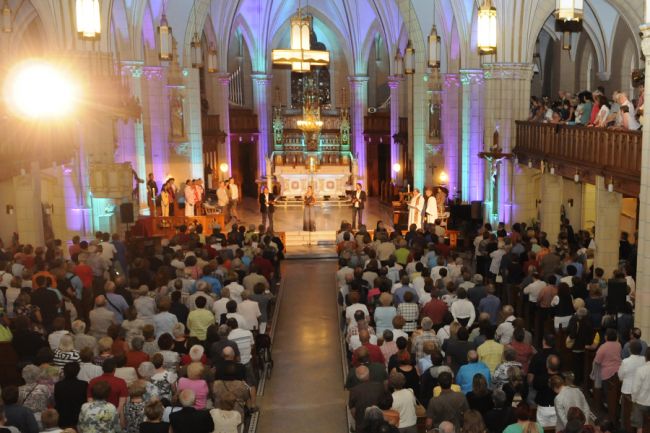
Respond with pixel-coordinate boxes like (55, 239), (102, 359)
(471, 201), (483, 220)
(120, 203), (134, 224)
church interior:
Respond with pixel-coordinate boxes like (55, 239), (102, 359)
(2, 0), (650, 432)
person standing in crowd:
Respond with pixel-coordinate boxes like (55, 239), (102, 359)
(147, 173), (158, 216)
(184, 180), (196, 217)
(351, 183), (367, 230)
(259, 186), (275, 231)
(228, 177), (240, 223)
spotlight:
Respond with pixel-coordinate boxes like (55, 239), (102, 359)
(4, 59), (78, 119)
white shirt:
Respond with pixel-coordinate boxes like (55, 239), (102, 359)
(217, 188), (229, 206)
(559, 276), (574, 287)
(619, 354), (646, 394)
(345, 303), (370, 324)
(228, 328), (254, 364)
(229, 183), (239, 200)
(225, 282), (245, 304)
(391, 388), (417, 428)
(450, 299), (476, 327)
(213, 297), (230, 319)
(185, 185), (196, 205)
(226, 312), (249, 330)
(489, 249), (506, 275)
(496, 316), (516, 344)
(237, 300), (261, 331)
(354, 190), (361, 208)
(78, 362), (102, 382)
(99, 241), (117, 261)
(523, 280), (546, 303)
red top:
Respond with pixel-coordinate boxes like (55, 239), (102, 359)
(125, 351), (150, 369)
(73, 264), (93, 289)
(421, 298), (449, 325)
(351, 343), (385, 367)
(87, 373), (128, 407)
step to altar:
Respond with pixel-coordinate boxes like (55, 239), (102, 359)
(283, 230), (337, 247)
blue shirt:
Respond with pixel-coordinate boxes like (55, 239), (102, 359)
(105, 292), (129, 323)
(456, 361), (491, 394)
(478, 294), (501, 325)
(192, 275), (222, 296)
(393, 286), (419, 306)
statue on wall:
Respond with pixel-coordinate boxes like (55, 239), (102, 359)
(169, 90), (186, 141)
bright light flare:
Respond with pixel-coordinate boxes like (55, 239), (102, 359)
(4, 60), (79, 119)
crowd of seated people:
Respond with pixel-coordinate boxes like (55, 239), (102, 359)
(337, 219), (647, 433)
(528, 87), (643, 130)
(0, 222), (281, 433)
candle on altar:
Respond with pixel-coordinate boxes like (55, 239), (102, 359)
(407, 184), (410, 193)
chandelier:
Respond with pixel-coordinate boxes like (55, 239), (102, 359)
(477, 0), (497, 55)
(271, 7), (329, 73)
(555, 0), (583, 22)
(76, 0), (101, 40)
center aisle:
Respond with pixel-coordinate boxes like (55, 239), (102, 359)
(256, 260), (348, 433)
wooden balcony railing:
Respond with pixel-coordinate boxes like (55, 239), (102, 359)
(229, 109), (259, 133)
(514, 121), (642, 196)
(363, 113), (408, 138)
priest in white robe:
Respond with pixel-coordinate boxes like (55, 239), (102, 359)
(408, 189), (424, 229)
(424, 188), (438, 225)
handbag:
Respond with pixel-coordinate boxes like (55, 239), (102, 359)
(565, 335), (575, 349)
(410, 389), (426, 418)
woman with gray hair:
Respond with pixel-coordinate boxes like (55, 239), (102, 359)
(389, 371), (418, 433)
(18, 364), (51, 421)
(53, 334), (80, 367)
(71, 319), (97, 354)
(137, 361), (161, 402)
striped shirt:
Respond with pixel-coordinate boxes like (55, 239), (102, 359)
(228, 328), (254, 364)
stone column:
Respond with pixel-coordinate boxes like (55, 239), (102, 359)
(349, 76), (369, 186)
(251, 73), (272, 178)
(442, 74), (461, 196)
(142, 67), (169, 184)
(120, 62), (148, 213)
(215, 73), (232, 177)
(634, 23), (650, 337)
(184, 67), (205, 180)
(511, 165), (540, 225)
(13, 162), (45, 246)
(539, 172), (563, 245)
(388, 76), (403, 184)
(460, 70), (485, 202)
(482, 63), (534, 225)
(593, 176), (622, 273)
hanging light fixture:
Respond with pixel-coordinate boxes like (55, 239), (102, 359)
(272, 1), (329, 73)
(404, 1), (415, 74)
(428, 1), (441, 68)
(2, 0), (11, 33)
(404, 40), (415, 74)
(76, 0), (101, 40)
(555, 0), (583, 22)
(190, 2), (203, 68)
(562, 31), (571, 50)
(395, 48), (404, 76)
(207, 44), (218, 73)
(191, 33), (203, 68)
(477, 0), (497, 55)
(158, 9), (173, 61)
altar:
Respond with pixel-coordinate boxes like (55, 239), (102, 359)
(274, 165), (351, 198)
(269, 77), (354, 201)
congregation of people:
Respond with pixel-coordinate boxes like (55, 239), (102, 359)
(0, 222), (282, 433)
(528, 87), (642, 131)
(338, 217), (646, 433)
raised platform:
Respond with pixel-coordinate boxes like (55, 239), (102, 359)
(130, 214), (226, 238)
(274, 196), (352, 208)
(283, 230), (337, 247)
